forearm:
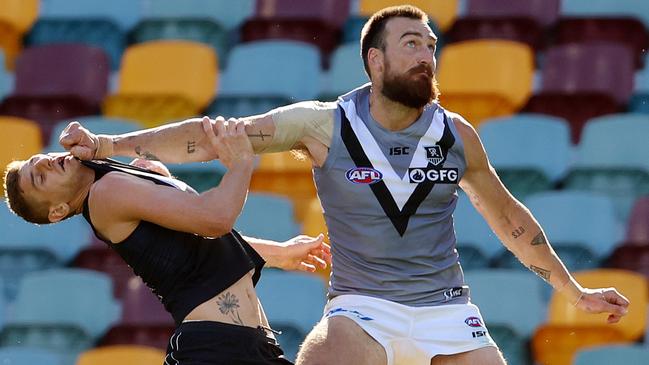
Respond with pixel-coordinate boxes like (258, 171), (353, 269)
(487, 199), (583, 303)
(242, 236), (284, 268)
(105, 119), (215, 163)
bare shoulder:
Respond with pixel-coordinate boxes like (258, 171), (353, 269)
(447, 111), (480, 144)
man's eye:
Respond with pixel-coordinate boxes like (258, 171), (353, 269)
(406, 41), (416, 48)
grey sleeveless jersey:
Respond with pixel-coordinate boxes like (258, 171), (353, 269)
(313, 85), (468, 306)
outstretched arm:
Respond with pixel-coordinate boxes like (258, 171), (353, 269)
(244, 234), (331, 272)
(453, 114), (629, 323)
(59, 101), (335, 163)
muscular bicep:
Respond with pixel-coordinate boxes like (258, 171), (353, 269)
(89, 173), (223, 239)
(242, 101), (335, 154)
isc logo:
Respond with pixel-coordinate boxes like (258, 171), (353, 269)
(346, 167), (383, 184)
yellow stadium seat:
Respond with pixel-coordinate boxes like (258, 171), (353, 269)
(358, 0), (459, 31)
(0, 116), (42, 195)
(250, 152), (317, 222)
(0, 0), (38, 69)
(302, 197), (331, 284)
(548, 269), (647, 341)
(103, 40), (218, 127)
(437, 40), (534, 126)
(532, 325), (627, 365)
(76, 345), (166, 365)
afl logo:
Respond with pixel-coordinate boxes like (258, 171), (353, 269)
(346, 167), (383, 184)
(465, 317), (483, 328)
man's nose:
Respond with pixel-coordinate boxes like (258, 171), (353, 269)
(34, 156), (52, 170)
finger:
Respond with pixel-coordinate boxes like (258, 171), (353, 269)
(201, 117), (218, 145)
(299, 262), (316, 272)
(235, 120), (246, 136)
(59, 122), (81, 148)
(308, 254), (327, 269)
(214, 118), (226, 138)
(69, 145), (93, 160)
(605, 289), (630, 308)
(322, 241), (331, 254)
(607, 313), (622, 324)
(226, 118), (238, 136)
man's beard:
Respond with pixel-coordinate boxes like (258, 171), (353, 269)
(381, 62), (439, 108)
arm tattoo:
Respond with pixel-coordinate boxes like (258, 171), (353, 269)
(187, 140), (196, 154)
(511, 226), (526, 239)
(216, 292), (244, 325)
(134, 146), (160, 161)
(248, 131), (272, 141)
(530, 265), (551, 281)
(531, 232), (548, 246)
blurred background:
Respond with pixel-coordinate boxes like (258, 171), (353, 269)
(0, 0), (648, 364)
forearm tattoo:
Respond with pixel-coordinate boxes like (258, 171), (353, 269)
(134, 146), (160, 161)
(511, 226), (526, 239)
(530, 265), (551, 281)
(187, 140), (196, 154)
(216, 292), (244, 325)
(531, 232), (548, 246)
(247, 130), (272, 141)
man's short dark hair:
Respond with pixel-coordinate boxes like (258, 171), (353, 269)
(3, 160), (50, 224)
(360, 5), (429, 79)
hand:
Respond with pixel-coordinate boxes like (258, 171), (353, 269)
(59, 121), (99, 160)
(574, 287), (630, 324)
(275, 234), (332, 272)
(201, 116), (253, 169)
(130, 158), (171, 177)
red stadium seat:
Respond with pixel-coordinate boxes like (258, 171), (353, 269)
(625, 196), (649, 244)
(72, 240), (134, 299)
(606, 245), (649, 281)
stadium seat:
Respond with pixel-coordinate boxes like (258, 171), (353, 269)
(563, 114), (649, 221)
(478, 114), (571, 199)
(560, 0), (649, 68)
(302, 197), (330, 284)
(0, 0), (38, 69)
(0, 116), (42, 194)
(0, 269), (121, 355)
(103, 40), (217, 128)
(448, 0), (560, 50)
(219, 41), (321, 102)
(465, 269), (544, 365)
(437, 40), (534, 126)
(574, 344), (649, 365)
(319, 43), (369, 101)
(249, 151), (318, 222)
(140, 0), (255, 31)
(358, 0), (459, 31)
(453, 193), (502, 269)
(206, 95), (292, 119)
(524, 43), (634, 143)
(606, 245), (649, 281)
(72, 241), (135, 299)
(235, 193), (300, 242)
(532, 269), (646, 365)
(76, 345), (166, 365)
(101, 276), (174, 350)
(0, 44), (110, 141)
(166, 160), (227, 193)
(0, 347), (64, 365)
(625, 196), (649, 244)
(0, 51), (11, 99)
(0, 201), (92, 299)
(517, 192), (622, 269)
(256, 268), (327, 361)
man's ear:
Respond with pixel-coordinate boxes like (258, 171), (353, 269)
(48, 202), (70, 223)
(368, 47), (384, 77)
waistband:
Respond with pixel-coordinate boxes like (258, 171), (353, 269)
(178, 320), (279, 341)
(331, 285), (470, 307)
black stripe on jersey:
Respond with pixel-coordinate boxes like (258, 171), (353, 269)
(340, 107), (455, 236)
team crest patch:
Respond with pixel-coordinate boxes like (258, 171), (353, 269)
(425, 145), (445, 166)
(346, 167), (383, 184)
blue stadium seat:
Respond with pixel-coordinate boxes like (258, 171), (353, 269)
(140, 0), (255, 31)
(561, 0), (649, 28)
(0, 51), (12, 100)
(453, 193), (502, 268)
(564, 114), (649, 221)
(319, 43), (369, 101)
(219, 41), (321, 101)
(574, 344), (649, 365)
(45, 116), (144, 153)
(38, 0), (141, 30)
(523, 191), (622, 267)
(631, 61), (649, 114)
(0, 347), (64, 365)
(205, 95), (291, 119)
(0, 269), (120, 356)
(479, 114), (571, 199)
(256, 269), (327, 362)
(465, 269), (545, 364)
(235, 193), (300, 242)
(166, 160), (227, 193)
(0, 201), (92, 299)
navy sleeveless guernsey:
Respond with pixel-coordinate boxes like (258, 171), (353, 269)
(80, 159), (265, 326)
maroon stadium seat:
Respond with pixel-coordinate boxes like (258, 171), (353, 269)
(101, 276), (174, 350)
(556, 17), (649, 69)
(72, 240), (134, 299)
(0, 44), (109, 141)
(448, 0), (559, 50)
(524, 42), (634, 142)
(607, 245), (649, 280)
(626, 196), (649, 244)
(240, 0), (350, 67)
